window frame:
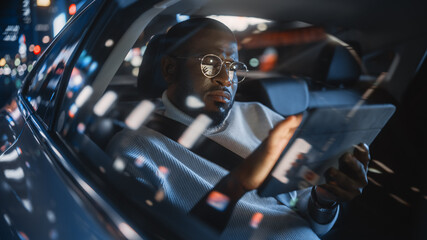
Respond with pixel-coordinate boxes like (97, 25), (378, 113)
(20, 0), (98, 129)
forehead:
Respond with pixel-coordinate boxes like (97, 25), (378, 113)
(185, 28), (238, 58)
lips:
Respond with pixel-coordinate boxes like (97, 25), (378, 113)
(206, 90), (231, 103)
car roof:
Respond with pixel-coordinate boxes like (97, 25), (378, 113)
(190, 0), (427, 52)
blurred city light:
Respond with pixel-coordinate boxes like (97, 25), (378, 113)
(134, 156), (145, 168)
(105, 39), (114, 47)
(178, 114), (212, 149)
(131, 67), (139, 77)
(145, 199), (153, 206)
(372, 159), (394, 174)
(42, 35), (50, 44)
(368, 168), (382, 174)
(46, 210), (56, 223)
(118, 223), (139, 240)
(185, 95), (205, 109)
(18, 231), (29, 240)
(93, 91), (117, 117)
(125, 100), (155, 130)
(367, 176), (382, 187)
(4, 167), (25, 180)
(75, 85), (93, 107)
(53, 13), (66, 36)
(22, 199), (33, 213)
(207, 15), (271, 32)
(157, 166), (169, 179)
(206, 191), (230, 211)
(33, 45), (41, 55)
(176, 14), (190, 22)
(68, 103), (78, 118)
(389, 193), (410, 207)
(3, 214), (11, 226)
(250, 212), (264, 229)
(37, 0), (51, 7)
(113, 158), (126, 172)
(130, 55), (142, 67)
(154, 188), (165, 202)
(69, 4), (77, 15)
(77, 122), (86, 134)
(0, 148), (20, 162)
(249, 58), (260, 67)
(257, 23), (268, 31)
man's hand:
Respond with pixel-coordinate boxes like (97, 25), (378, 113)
(316, 143), (370, 205)
(231, 115), (303, 191)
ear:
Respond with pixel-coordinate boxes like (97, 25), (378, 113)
(161, 56), (177, 84)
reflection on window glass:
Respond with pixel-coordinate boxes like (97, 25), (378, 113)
(23, 14), (86, 126)
(54, 11), (405, 240)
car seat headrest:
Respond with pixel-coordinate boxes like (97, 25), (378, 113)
(137, 34), (167, 99)
(258, 77), (309, 116)
(326, 44), (361, 84)
(315, 42), (361, 87)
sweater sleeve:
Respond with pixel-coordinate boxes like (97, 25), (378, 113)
(189, 174), (246, 233)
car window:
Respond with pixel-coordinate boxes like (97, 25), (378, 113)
(6, 0), (426, 239)
(52, 7), (367, 237)
(21, 1), (97, 127)
(48, 2), (415, 238)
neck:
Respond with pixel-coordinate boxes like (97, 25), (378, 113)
(162, 91), (230, 131)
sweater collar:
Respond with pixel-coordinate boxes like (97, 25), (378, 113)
(162, 91), (230, 134)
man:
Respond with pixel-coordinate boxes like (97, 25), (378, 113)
(109, 18), (369, 239)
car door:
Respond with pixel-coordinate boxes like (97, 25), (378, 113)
(0, 1), (122, 239)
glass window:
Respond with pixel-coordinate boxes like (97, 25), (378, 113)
(22, 2), (97, 127)
(52, 4), (408, 240)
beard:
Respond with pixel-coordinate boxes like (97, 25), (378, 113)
(204, 101), (234, 128)
(170, 73), (236, 129)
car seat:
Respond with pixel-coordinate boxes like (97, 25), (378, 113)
(87, 34), (167, 148)
(308, 42), (363, 108)
(137, 33), (167, 99)
(236, 76), (310, 116)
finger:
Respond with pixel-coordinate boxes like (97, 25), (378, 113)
(266, 115), (302, 155)
(353, 143), (370, 170)
(320, 183), (360, 202)
(339, 153), (368, 185)
(235, 115), (303, 190)
(326, 167), (365, 192)
(269, 115), (302, 140)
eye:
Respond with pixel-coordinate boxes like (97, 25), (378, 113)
(214, 62), (222, 70)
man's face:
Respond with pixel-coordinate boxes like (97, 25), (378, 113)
(166, 28), (238, 126)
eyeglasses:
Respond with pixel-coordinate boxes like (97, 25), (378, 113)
(173, 54), (248, 83)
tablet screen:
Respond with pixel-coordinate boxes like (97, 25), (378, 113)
(258, 104), (396, 197)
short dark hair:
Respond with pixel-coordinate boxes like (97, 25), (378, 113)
(164, 18), (235, 55)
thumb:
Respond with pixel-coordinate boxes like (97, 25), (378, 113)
(232, 114), (302, 190)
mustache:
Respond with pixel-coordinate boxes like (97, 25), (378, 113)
(207, 87), (231, 95)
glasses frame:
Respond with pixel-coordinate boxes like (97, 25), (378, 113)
(173, 53), (248, 83)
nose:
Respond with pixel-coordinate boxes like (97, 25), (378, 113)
(213, 64), (232, 87)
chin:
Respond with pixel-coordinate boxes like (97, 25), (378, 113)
(204, 102), (233, 127)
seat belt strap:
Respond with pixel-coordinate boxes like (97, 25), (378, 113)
(146, 114), (243, 171)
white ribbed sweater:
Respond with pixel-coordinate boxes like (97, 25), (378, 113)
(108, 93), (338, 239)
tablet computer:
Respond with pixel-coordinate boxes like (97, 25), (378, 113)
(257, 103), (396, 197)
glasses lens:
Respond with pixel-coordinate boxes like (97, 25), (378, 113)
(201, 55), (222, 77)
(230, 62), (248, 83)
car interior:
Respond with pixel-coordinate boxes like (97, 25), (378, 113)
(88, 14), (364, 237)
(56, 0), (427, 239)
